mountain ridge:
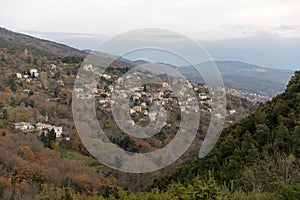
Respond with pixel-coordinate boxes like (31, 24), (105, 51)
(0, 27), (86, 57)
(180, 60), (294, 98)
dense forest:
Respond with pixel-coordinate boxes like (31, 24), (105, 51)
(148, 71), (300, 199)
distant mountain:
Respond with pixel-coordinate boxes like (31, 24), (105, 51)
(0, 27), (139, 71)
(180, 61), (294, 98)
(131, 59), (294, 98)
(0, 27), (294, 98)
(0, 27), (85, 57)
(133, 60), (150, 65)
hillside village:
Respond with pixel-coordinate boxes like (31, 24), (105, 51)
(75, 64), (245, 123)
(9, 62), (253, 145)
(225, 87), (269, 103)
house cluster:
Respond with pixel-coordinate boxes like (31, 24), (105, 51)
(74, 65), (116, 100)
(14, 122), (63, 138)
(95, 70), (217, 117)
(16, 68), (39, 83)
(75, 67), (241, 122)
(225, 88), (269, 103)
(124, 86), (181, 117)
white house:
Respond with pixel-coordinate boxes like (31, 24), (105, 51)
(14, 122), (28, 131)
(83, 64), (93, 71)
(74, 88), (84, 93)
(48, 64), (57, 71)
(149, 112), (157, 121)
(22, 89), (31, 94)
(49, 126), (63, 137)
(129, 109), (136, 115)
(30, 69), (39, 78)
(199, 93), (209, 100)
(56, 80), (64, 86)
(16, 73), (22, 79)
(91, 88), (98, 94)
(214, 113), (223, 119)
(99, 99), (109, 104)
(162, 82), (169, 88)
(133, 106), (142, 113)
(229, 109), (237, 115)
(143, 110), (149, 116)
(23, 75), (30, 79)
(102, 74), (111, 80)
(108, 85), (114, 92)
(35, 122), (47, 130)
(141, 102), (147, 109)
(14, 122), (34, 132)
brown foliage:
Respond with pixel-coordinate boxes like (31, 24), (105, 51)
(0, 133), (113, 198)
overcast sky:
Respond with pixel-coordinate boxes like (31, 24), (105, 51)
(1, 0), (300, 39)
(1, 0), (300, 69)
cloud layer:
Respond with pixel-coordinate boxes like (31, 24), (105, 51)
(1, 0), (299, 40)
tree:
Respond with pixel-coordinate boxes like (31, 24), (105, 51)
(8, 76), (17, 93)
(187, 175), (222, 200)
(2, 109), (9, 120)
(280, 184), (300, 200)
(69, 128), (90, 155)
(29, 91), (34, 96)
(40, 129), (56, 148)
(166, 182), (188, 200)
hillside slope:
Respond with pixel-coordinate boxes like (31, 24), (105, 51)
(151, 71), (300, 195)
(0, 27), (85, 57)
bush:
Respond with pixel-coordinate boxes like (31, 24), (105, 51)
(280, 184), (300, 200)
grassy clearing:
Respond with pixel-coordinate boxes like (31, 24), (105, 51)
(60, 149), (112, 174)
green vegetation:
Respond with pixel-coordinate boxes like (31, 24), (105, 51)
(150, 71), (300, 199)
(85, 175), (277, 200)
(60, 149), (112, 174)
(8, 74), (17, 92)
(40, 129), (57, 148)
(61, 56), (84, 64)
